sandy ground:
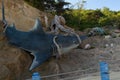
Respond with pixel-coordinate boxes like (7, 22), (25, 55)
(76, 71), (120, 80)
(26, 71), (120, 80)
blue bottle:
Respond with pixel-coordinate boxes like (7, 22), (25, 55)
(32, 72), (41, 80)
(99, 62), (110, 80)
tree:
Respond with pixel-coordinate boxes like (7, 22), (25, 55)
(41, 0), (54, 14)
(24, 0), (45, 10)
(24, 0), (70, 14)
(55, 0), (70, 14)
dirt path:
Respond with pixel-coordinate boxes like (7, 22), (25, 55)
(77, 71), (120, 80)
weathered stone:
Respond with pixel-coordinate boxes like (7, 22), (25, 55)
(0, 34), (32, 80)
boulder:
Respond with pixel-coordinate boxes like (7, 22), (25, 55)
(0, 25), (33, 79)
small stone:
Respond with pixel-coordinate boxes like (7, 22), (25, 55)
(105, 35), (111, 39)
(84, 44), (91, 50)
(110, 43), (114, 47)
(105, 44), (109, 47)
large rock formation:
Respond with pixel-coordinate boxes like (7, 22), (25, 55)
(0, 0), (53, 31)
(0, 0), (54, 80)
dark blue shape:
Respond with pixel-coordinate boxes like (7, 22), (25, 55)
(4, 18), (87, 70)
(99, 61), (110, 80)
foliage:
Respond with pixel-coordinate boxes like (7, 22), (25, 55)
(24, 0), (120, 31)
(24, 0), (70, 14)
(55, 1), (70, 14)
(63, 8), (120, 31)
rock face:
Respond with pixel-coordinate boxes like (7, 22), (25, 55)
(0, 0), (52, 80)
(0, 0), (53, 31)
(0, 22), (31, 80)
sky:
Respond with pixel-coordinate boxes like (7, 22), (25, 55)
(65, 0), (120, 11)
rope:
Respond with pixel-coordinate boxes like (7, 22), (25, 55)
(74, 33), (81, 45)
(59, 72), (100, 80)
(99, 59), (120, 61)
(53, 36), (62, 58)
(44, 15), (49, 28)
(25, 59), (120, 80)
(40, 59), (120, 79)
(41, 67), (97, 79)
